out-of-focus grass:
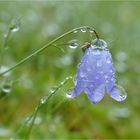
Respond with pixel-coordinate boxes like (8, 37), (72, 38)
(0, 1), (140, 139)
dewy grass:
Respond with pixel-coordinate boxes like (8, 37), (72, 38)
(0, 26), (98, 76)
(12, 76), (72, 139)
(0, 26), (98, 139)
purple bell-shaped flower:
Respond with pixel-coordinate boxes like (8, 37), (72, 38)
(68, 39), (127, 104)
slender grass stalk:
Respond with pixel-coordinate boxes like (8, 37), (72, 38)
(12, 76), (72, 139)
(0, 26), (99, 76)
(0, 28), (11, 70)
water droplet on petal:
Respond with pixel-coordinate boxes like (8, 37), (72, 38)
(68, 39), (79, 49)
(87, 68), (91, 72)
(106, 58), (111, 64)
(106, 80), (109, 83)
(100, 71), (104, 75)
(80, 71), (86, 78)
(97, 60), (102, 67)
(110, 85), (127, 102)
(105, 75), (108, 79)
(80, 27), (87, 32)
(93, 50), (101, 55)
(116, 85), (127, 101)
(111, 78), (114, 81)
(2, 84), (11, 93)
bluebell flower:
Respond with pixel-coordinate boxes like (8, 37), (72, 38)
(69, 39), (127, 104)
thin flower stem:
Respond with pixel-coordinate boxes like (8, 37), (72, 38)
(0, 26), (99, 76)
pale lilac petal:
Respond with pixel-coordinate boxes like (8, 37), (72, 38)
(70, 80), (84, 98)
(85, 84), (105, 104)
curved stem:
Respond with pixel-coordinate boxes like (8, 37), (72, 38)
(0, 26), (99, 76)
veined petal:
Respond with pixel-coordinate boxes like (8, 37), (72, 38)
(85, 84), (105, 104)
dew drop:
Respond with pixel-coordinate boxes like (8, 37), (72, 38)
(87, 68), (91, 72)
(104, 75), (108, 79)
(11, 27), (19, 32)
(66, 88), (74, 98)
(73, 30), (78, 33)
(68, 39), (79, 49)
(116, 85), (127, 101)
(9, 17), (20, 33)
(2, 84), (11, 93)
(89, 29), (94, 33)
(50, 86), (58, 93)
(40, 96), (47, 104)
(80, 27), (87, 32)
(80, 71), (86, 78)
(60, 81), (65, 85)
(111, 85), (127, 102)
(93, 50), (101, 55)
(106, 58), (111, 64)
(111, 78), (114, 81)
(34, 116), (42, 125)
(100, 71), (104, 74)
(96, 60), (102, 67)
(65, 76), (72, 80)
(106, 80), (109, 83)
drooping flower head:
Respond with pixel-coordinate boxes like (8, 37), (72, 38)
(69, 39), (127, 104)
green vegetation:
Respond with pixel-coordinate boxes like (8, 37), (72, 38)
(0, 1), (140, 139)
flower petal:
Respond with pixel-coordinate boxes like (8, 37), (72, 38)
(70, 80), (84, 98)
(85, 84), (105, 104)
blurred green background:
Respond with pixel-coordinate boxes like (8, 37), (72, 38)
(0, 1), (140, 139)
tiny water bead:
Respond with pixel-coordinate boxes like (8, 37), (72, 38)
(73, 30), (78, 33)
(68, 39), (79, 49)
(0, 84), (11, 99)
(93, 50), (101, 55)
(113, 85), (127, 101)
(80, 27), (87, 32)
(40, 96), (47, 104)
(96, 60), (102, 67)
(66, 88), (74, 99)
(9, 17), (20, 33)
(11, 27), (19, 32)
(2, 84), (11, 93)
(89, 29), (94, 33)
(91, 38), (107, 49)
(50, 86), (58, 93)
(65, 76), (72, 80)
(106, 57), (111, 64)
(0, 66), (10, 76)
